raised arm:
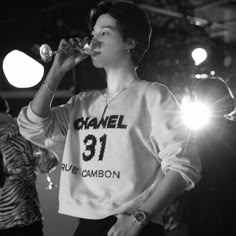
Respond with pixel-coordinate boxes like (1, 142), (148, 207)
(31, 38), (87, 117)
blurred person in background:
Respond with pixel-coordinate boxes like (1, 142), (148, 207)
(0, 95), (59, 236)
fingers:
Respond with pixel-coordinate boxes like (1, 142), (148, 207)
(58, 38), (70, 52)
(54, 37), (88, 67)
(57, 38), (77, 53)
(69, 38), (79, 49)
(74, 54), (87, 65)
(75, 37), (83, 43)
(58, 37), (88, 53)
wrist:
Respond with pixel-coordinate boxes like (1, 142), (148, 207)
(44, 69), (64, 91)
(49, 65), (65, 81)
(133, 209), (150, 226)
(42, 81), (55, 97)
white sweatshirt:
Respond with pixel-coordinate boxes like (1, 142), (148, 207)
(17, 79), (201, 224)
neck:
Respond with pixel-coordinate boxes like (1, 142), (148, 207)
(104, 64), (138, 97)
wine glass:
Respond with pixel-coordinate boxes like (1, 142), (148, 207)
(39, 36), (92, 63)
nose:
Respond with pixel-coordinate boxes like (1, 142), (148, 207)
(90, 38), (101, 51)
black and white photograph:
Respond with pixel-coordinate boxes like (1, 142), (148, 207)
(1, 1), (236, 236)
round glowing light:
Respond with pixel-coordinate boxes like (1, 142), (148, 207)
(191, 47), (208, 66)
(2, 50), (44, 88)
(181, 96), (211, 130)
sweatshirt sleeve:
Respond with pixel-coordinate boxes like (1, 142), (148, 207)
(17, 96), (76, 158)
(147, 83), (201, 190)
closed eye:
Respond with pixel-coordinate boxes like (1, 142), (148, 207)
(91, 27), (113, 39)
(90, 31), (107, 39)
(101, 31), (110, 36)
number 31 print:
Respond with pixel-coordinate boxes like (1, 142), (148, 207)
(82, 134), (107, 162)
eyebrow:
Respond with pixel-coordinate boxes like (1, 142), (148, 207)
(101, 25), (116, 30)
(92, 25), (117, 32)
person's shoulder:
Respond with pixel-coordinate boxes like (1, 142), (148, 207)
(65, 90), (101, 104)
(138, 80), (174, 102)
(138, 79), (170, 93)
(76, 89), (102, 99)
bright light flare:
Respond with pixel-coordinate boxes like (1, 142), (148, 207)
(2, 50), (44, 88)
(180, 96), (211, 130)
(191, 47), (207, 66)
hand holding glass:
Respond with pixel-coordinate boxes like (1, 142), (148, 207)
(39, 37), (92, 63)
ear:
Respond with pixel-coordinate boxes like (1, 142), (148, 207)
(126, 38), (137, 50)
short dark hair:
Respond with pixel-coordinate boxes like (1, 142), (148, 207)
(88, 1), (152, 68)
(194, 78), (235, 116)
(0, 96), (10, 113)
